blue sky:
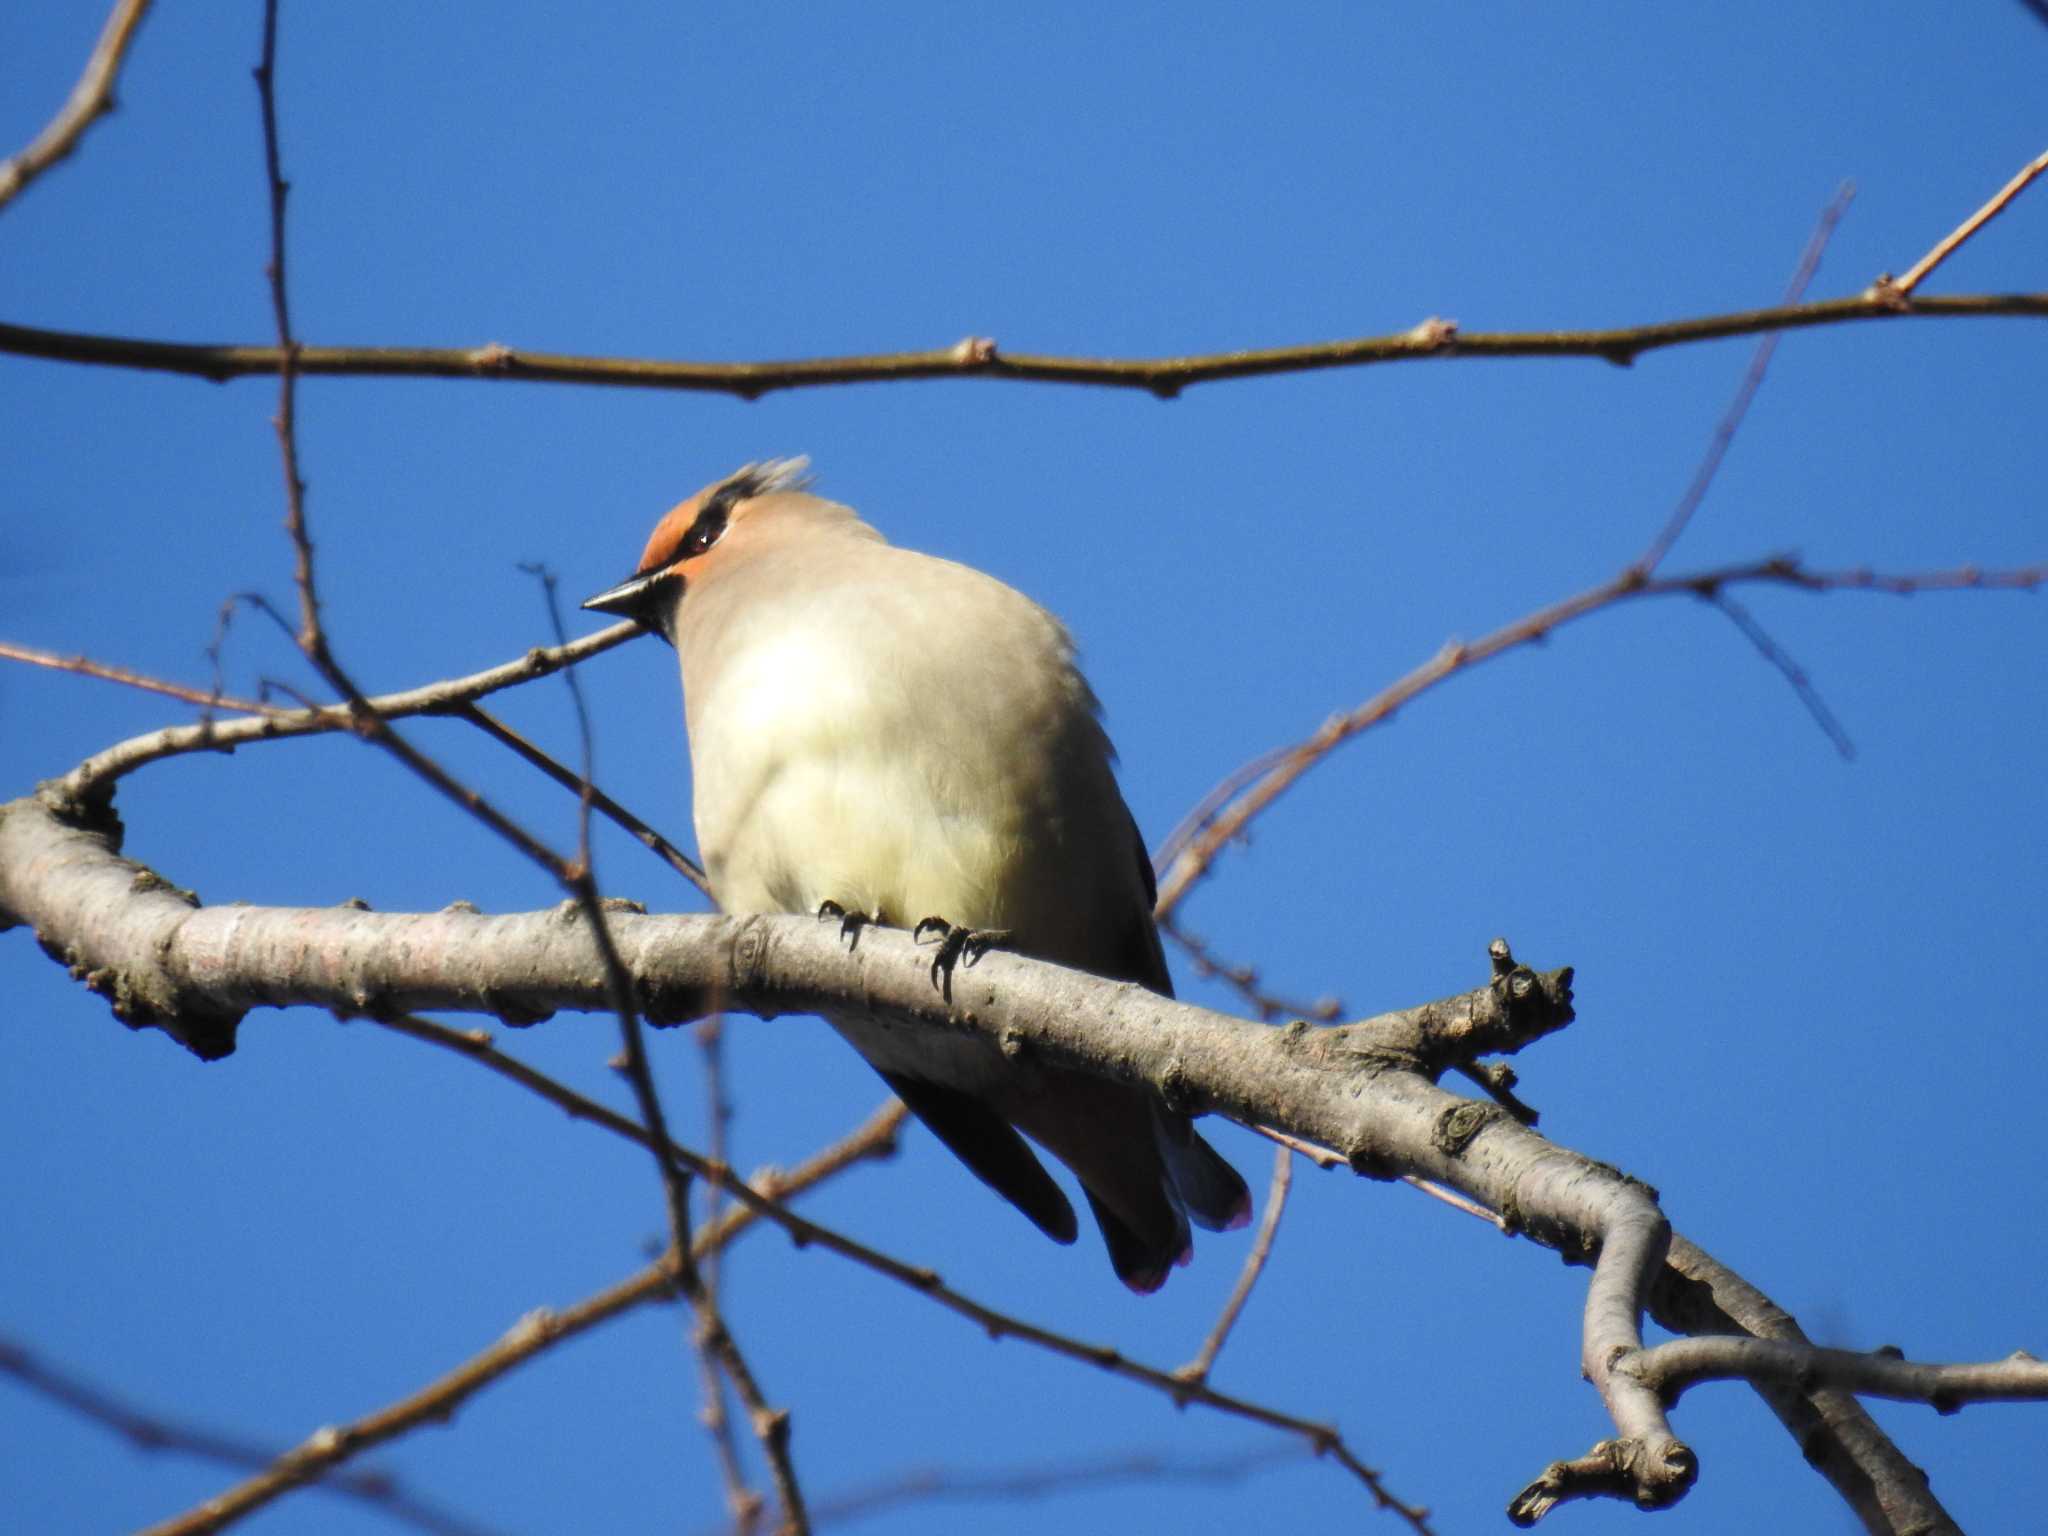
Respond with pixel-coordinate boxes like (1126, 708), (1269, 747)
(2, 4), (2044, 1533)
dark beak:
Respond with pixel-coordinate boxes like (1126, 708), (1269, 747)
(581, 570), (669, 622)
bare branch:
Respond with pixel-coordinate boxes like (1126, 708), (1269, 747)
(1155, 558), (2047, 917)
(1701, 590), (1856, 758)
(2, 795), (1991, 1522)
(0, 1335), (498, 1536)
(1177, 1143), (1294, 1385)
(0, 0), (155, 214)
(1159, 914), (1344, 1022)
(526, 556), (801, 1532)
(789, 1443), (1305, 1532)
(1, 293), (2043, 402)
(133, 1096), (902, 1536)
(0, 640), (279, 718)
(244, 21), (797, 1524)
(455, 703), (710, 893)
(35, 623), (637, 805)
(1634, 1338), (2048, 1411)
(1637, 182), (1855, 572)
(1877, 147), (2048, 300)
(1650, 1235), (1962, 1536)
(358, 1009), (1434, 1529)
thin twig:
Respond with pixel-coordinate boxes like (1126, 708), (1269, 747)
(250, 9), (573, 886)
(1177, 1145), (1293, 1386)
(369, 1014), (1433, 1532)
(40, 624), (638, 803)
(1155, 558), (2047, 917)
(2, 292), (2045, 402)
(1402, 1178), (1508, 1228)
(1248, 1124), (1347, 1170)
(1449, 1059), (1541, 1127)
(1638, 182), (1856, 572)
(135, 1095), (903, 1536)
(252, 0), (322, 664)
(526, 561), (798, 1533)
(250, 21), (799, 1529)
(0, 639), (704, 890)
(0, 640), (280, 717)
(1701, 590), (1856, 759)
(455, 702), (710, 893)
(1244, 1126), (1507, 1225)
(1881, 147), (2048, 299)
(782, 1443), (1305, 1534)
(0, 0), (155, 213)
(1158, 915), (1344, 1023)
(1153, 744), (1300, 877)
(0, 1336), (499, 1536)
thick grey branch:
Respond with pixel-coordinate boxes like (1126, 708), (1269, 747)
(1651, 1236), (1960, 1536)
(1, 789), (2016, 1526)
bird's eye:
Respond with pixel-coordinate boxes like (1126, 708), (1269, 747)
(680, 503), (729, 558)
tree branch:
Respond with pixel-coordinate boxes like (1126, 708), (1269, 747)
(1154, 558), (2048, 917)
(0, 0), (155, 214)
(133, 1099), (902, 1536)
(3, 787), (2012, 1520)
(1, 292), (2043, 401)
(1876, 147), (2048, 300)
(0, 1335), (498, 1536)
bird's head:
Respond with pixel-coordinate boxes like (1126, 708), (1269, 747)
(581, 456), (818, 643)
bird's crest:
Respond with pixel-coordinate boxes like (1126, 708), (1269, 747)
(716, 456), (813, 503)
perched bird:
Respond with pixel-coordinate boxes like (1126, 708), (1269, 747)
(583, 459), (1249, 1290)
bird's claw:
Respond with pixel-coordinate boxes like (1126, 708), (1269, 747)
(914, 917), (1012, 999)
(818, 900), (879, 949)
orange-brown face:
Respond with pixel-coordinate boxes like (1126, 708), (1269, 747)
(582, 459), (812, 637)
(634, 483), (732, 579)
(582, 473), (756, 637)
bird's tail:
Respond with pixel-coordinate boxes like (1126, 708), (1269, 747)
(1155, 1110), (1253, 1232)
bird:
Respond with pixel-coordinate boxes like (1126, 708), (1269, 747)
(583, 458), (1250, 1291)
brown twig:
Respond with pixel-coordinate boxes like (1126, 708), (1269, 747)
(135, 1095), (904, 1536)
(1248, 1124), (1347, 1170)
(1700, 590), (1855, 758)
(1879, 148), (2048, 299)
(2, 292), (2045, 403)
(454, 702), (710, 894)
(0, 640), (280, 717)
(249, 5), (564, 886)
(1637, 182), (1855, 572)
(1177, 1144), (1294, 1386)
(367, 1014), (1432, 1532)
(1155, 558), (2048, 917)
(1245, 1126), (1507, 1225)
(692, 1013), (749, 1525)
(0, 1335), (498, 1536)
(249, 19), (799, 1527)
(783, 1443), (1305, 1533)
(252, 0), (325, 669)
(1158, 914), (1344, 1023)
(38, 624), (637, 804)
(527, 557), (802, 1533)
(0, 637), (706, 891)
(0, 0), (155, 213)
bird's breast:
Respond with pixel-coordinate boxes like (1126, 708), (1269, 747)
(686, 622), (1058, 931)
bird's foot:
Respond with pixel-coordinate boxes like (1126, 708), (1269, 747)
(913, 917), (1013, 999)
(817, 900), (881, 950)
